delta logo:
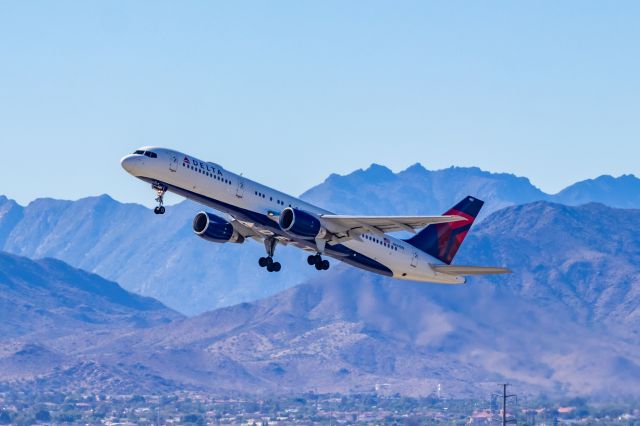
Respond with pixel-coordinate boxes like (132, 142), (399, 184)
(183, 156), (224, 176)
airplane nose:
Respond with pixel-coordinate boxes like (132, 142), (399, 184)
(120, 155), (140, 175)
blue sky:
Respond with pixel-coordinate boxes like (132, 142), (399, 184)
(1, 1), (638, 206)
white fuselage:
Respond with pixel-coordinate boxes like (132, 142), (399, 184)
(121, 147), (464, 284)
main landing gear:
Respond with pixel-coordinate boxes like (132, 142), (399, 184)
(307, 254), (330, 271)
(152, 182), (167, 215)
(259, 256), (281, 272)
(259, 237), (282, 273)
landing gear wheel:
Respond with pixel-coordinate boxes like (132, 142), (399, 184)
(158, 206), (165, 214)
(310, 254), (328, 271)
(153, 207), (160, 215)
(261, 239), (280, 272)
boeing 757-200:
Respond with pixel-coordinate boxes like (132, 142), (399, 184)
(121, 148), (510, 284)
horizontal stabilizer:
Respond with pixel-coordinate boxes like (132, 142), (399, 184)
(431, 265), (512, 276)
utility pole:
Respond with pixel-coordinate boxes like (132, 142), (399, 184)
(500, 384), (517, 426)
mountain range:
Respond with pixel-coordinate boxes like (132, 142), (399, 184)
(1, 199), (639, 398)
(1, 165), (639, 315)
(301, 164), (640, 218)
(0, 252), (182, 392)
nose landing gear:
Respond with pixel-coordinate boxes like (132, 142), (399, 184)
(152, 182), (167, 215)
(307, 254), (330, 271)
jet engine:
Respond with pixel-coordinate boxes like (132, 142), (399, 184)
(278, 207), (324, 238)
(192, 212), (245, 243)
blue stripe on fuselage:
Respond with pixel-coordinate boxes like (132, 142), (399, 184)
(140, 177), (393, 277)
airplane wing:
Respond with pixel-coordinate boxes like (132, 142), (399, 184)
(320, 214), (467, 236)
(431, 265), (512, 276)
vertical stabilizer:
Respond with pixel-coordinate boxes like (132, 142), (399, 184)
(405, 196), (483, 264)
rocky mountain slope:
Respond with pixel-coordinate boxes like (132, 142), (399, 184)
(0, 252), (180, 339)
(0, 252), (182, 391)
(108, 202), (637, 398)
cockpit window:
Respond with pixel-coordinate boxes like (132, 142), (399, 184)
(133, 150), (145, 155)
(144, 151), (158, 158)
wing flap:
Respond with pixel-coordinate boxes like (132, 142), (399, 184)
(320, 214), (467, 235)
(431, 265), (512, 276)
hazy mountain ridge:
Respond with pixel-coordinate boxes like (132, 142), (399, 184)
(554, 174), (640, 208)
(301, 164), (640, 218)
(0, 165), (638, 315)
(1, 202), (639, 398)
(0, 195), (315, 315)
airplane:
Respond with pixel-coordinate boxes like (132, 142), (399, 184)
(121, 147), (510, 284)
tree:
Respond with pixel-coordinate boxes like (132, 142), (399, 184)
(35, 410), (51, 422)
(181, 414), (205, 425)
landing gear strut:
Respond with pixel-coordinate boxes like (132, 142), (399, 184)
(152, 182), (167, 215)
(307, 254), (330, 271)
(259, 237), (281, 273)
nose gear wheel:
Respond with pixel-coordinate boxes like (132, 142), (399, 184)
(152, 182), (167, 215)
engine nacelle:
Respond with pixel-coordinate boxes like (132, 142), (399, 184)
(192, 212), (245, 244)
(278, 207), (323, 238)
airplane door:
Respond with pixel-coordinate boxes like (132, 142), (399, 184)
(169, 154), (178, 172)
(410, 251), (418, 268)
(236, 176), (245, 198)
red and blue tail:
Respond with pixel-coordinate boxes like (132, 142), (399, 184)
(405, 196), (484, 264)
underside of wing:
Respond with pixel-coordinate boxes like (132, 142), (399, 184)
(320, 214), (467, 236)
(431, 265), (512, 276)
(230, 218), (290, 243)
